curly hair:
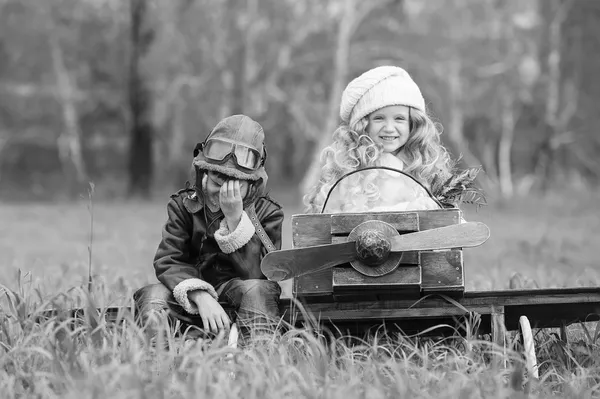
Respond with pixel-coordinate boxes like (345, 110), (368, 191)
(303, 107), (454, 213)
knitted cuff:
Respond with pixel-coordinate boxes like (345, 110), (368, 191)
(173, 278), (218, 315)
(214, 211), (256, 254)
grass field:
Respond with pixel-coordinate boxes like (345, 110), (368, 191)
(1, 188), (600, 397)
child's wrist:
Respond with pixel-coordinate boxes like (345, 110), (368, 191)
(225, 214), (242, 231)
(188, 289), (213, 303)
(188, 290), (210, 302)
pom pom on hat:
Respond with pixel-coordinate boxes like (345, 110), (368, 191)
(340, 66), (426, 128)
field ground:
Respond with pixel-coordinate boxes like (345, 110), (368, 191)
(1, 188), (600, 398)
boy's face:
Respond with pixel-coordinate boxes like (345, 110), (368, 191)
(205, 171), (250, 199)
(366, 105), (411, 155)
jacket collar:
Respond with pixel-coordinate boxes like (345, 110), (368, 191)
(182, 189), (205, 214)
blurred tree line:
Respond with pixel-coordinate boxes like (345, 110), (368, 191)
(0, 0), (598, 201)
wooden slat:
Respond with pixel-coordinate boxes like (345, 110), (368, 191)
(332, 265), (421, 292)
(281, 296), (465, 316)
(292, 214), (333, 296)
(421, 250), (464, 292)
(330, 212), (419, 235)
(284, 289), (600, 316)
(292, 214), (332, 247)
(291, 210), (462, 248)
(465, 287), (600, 299)
(476, 293), (600, 307)
(293, 269), (332, 296)
(422, 286), (465, 295)
(283, 289), (600, 331)
(490, 305), (507, 369)
(293, 305), (495, 322)
(328, 209), (462, 234)
(416, 209), (462, 230)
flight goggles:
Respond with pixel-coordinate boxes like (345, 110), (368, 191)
(198, 138), (265, 171)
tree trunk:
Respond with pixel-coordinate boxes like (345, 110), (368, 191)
(128, 0), (155, 198)
(498, 88), (515, 198)
(49, 33), (88, 197)
(228, 0), (246, 115)
(167, 93), (186, 188)
(300, 0), (355, 194)
(535, 0), (574, 189)
(445, 56), (492, 190)
(0, 136), (8, 187)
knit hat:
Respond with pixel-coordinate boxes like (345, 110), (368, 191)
(193, 115), (268, 182)
(340, 66), (426, 129)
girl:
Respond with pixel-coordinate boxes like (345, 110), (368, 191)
(304, 65), (482, 213)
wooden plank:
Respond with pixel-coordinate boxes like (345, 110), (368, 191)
(332, 265), (421, 293)
(332, 293), (380, 302)
(416, 209), (462, 230)
(465, 287), (600, 299)
(331, 212), (419, 235)
(292, 214), (332, 247)
(293, 269), (332, 296)
(291, 305), (495, 322)
(280, 287), (600, 333)
(490, 305), (507, 369)
(421, 250), (464, 293)
(464, 291), (600, 307)
(291, 209), (462, 248)
(283, 290), (600, 331)
(284, 297), (464, 314)
(292, 214), (333, 297)
(422, 286), (465, 295)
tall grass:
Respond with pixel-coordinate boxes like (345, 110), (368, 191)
(1, 189), (599, 397)
(1, 282), (600, 398)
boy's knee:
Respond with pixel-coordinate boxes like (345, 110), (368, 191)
(241, 279), (281, 300)
(133, 283), (172, 311)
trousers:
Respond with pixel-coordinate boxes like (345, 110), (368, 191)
(133, 278), (282, 342)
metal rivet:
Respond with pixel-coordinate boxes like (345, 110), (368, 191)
(455, 267), (459, 270)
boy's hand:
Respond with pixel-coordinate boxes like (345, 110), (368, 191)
(189, 290), (231, 334)
(220, 180), (243, 231)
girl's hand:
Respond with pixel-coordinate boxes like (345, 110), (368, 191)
(220, 180), (243, 231)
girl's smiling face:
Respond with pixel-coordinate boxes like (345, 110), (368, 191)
(366, 105), (411, 154)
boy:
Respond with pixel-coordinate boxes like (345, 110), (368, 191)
(134, 115), (284, 342)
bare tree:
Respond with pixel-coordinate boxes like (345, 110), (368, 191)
(534, 0), (578, 188)
(301, 0), (396, 194)
(128, 0), (155, 198)
(49, 32), (88, 195)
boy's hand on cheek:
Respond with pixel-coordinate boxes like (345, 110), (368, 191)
(220, 180), (243, 231)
